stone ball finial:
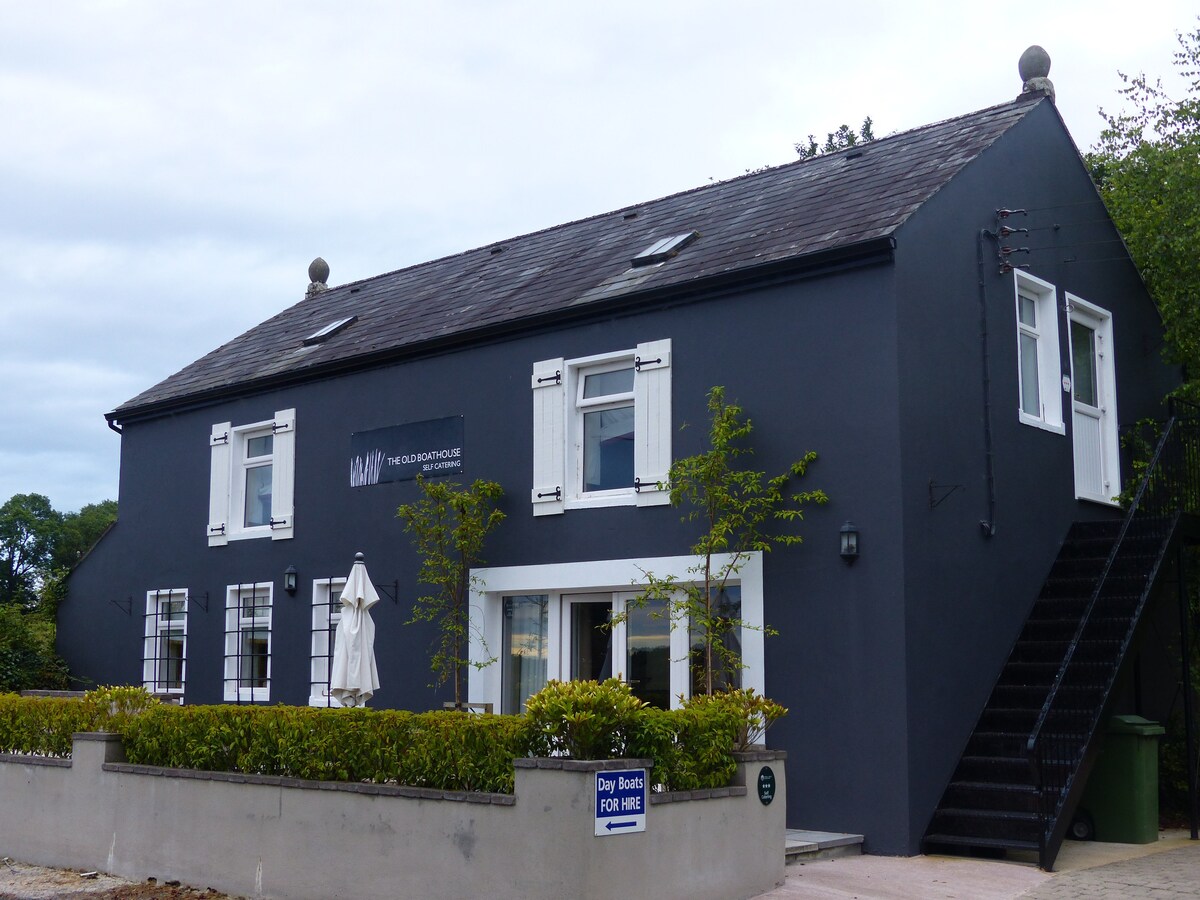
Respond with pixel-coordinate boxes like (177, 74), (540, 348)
(1019, 46), (1051, 82)
(308, 257), (330, 285)
(1019, 46), (1054, 103)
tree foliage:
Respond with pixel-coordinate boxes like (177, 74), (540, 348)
(52, 499), (118, 571)
(0, 493), (62, 608)
(0, 493), (116, 690)
(633, 387), (828, 696)
(398, 478), (505, 706)
(1089, 20), (1200, 391)
(796, 117), (875, 160)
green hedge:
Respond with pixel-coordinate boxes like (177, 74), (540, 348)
(0, 692), (103, 757)
(0, 682), (784, 794)
(123, 705), (526, 793)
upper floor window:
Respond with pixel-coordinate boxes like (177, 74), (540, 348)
(532, 339), (671, 514)
(208, 408), (296, 545)
(142, 589), (187, 695)
(1014, 272), (1064, 434)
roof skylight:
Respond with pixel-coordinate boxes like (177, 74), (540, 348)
(303, 315), (358, 346)
(631, 231), (699, 268)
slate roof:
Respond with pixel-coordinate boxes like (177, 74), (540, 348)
(113, 96), (1046, 420)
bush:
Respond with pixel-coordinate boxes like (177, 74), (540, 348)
(521, 679), (647, 759)
(0, 606), (69, 693)
(121, 704), (525, 793)
(0, 692), (103, 756)
(521, 680), (786, 791)
(683, 688), (787, 751)
(0, 683), (784, 794)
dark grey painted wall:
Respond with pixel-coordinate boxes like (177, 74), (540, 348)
(60, 100), (1179, 857)
(890, 99), (1180, 851)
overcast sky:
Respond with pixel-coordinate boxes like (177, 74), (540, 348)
(1, 2), (1195, 513)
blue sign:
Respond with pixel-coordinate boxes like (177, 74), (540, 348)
(595, 768), (647, 836)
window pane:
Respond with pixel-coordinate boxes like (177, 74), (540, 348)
(246, 434), (273, 458)
(626, 599), (670, 709)
(162, 599), (185, 620)
(502, 595), (549, 714)
(583, 367), (634, 399)
(583, 406), (634, 491)
(244, 464), (273, 526)
(240, 629), (269, 687)
(1019, 294), (1037, 328)
(1071, 321), (1098, 407)
(1019, 332), (1040, 416)
(159, 632), (184, 690)
(570, 601), (612, 681)
(690, 586), (742, 696)
(241, 591), (270, 619)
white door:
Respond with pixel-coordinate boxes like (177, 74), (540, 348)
(1069, 297), (1120, 505)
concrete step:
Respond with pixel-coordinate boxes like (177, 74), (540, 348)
(785, 829), (864, 865)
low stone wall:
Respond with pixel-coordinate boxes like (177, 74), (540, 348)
(0, 735), (786, 900)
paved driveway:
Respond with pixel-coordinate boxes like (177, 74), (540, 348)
(756, 831), (1200, 900)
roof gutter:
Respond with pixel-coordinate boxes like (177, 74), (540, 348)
(111, 235), (897, 425)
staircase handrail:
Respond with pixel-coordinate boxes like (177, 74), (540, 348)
(1025, 411), (1180, 780)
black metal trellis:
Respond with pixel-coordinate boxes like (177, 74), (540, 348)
(143, 589), (186, 695)
(224, 583), (271, 704)
(309, 576), (344, 707)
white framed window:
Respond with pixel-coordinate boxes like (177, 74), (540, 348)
(223, 582), (272, 702)
(1014, 272), (1064, 433)
(469, 553), (765, 713)
(142, 589), (187, 695)
(208, 408), (295, 546)
(309, 576), (347, 706)
(531, 339), (671, 514)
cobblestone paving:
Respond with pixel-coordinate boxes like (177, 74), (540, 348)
(1018, 843), (1200, 899)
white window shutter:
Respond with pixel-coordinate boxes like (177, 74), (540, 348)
(531, 358), (566, 516)
(270, 408), (296, 540)
(634, 339), (672, 507)
(208, 422), (232, 546)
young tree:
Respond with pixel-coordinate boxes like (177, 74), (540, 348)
(398, 478), (505, 708)
(1089, 20), (1200, 393)
(636, 386), (827, 696)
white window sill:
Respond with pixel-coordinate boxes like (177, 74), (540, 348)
(224, 689), (270, 703)
(564, 491), (637, 511)
(226, 526), (273, 542)
(1018, 411), (1066, 435)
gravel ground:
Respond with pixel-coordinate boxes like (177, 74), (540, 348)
(0, 859), (235, 900)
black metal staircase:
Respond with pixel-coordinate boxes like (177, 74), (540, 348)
(924, 405), (1200, 870)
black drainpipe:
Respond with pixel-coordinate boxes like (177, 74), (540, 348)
(977, 229), (996, 537)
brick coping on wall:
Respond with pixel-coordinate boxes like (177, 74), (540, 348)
(1, 743), (773, 806)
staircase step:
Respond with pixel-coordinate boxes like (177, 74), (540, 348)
(924, 833), (1040, 854)
(942, 781), (1038, 813)
(925, 510), (1176, 869)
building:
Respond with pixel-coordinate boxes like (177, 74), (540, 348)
(60, 56), (1190, 862)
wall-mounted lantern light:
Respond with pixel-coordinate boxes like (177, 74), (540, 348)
(839, 521), (860, 564)
(284, 565), (298, 595)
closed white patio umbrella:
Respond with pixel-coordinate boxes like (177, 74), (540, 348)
(330, 552), (381, 707)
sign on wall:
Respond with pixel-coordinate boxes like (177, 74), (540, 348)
(350, 416), (464, 487)
(595, 768), (647, 836)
